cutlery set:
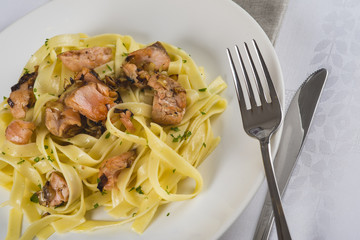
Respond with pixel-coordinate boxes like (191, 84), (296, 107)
(227, 41), (328, 239)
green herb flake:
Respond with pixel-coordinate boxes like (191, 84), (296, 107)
(198, 88), (207, 92)
(106, 64), (113, 72)
(132, 212), (137, 217)
(166, 212), (170, 216)
(94, 203), (99, 209)
(17, 159), (25, 164)
(45, 38), (49, 46)
(129, 187), (135, 192)
(165, 185), (170, 195)
(44, 145), (49, 149)
(122, 42), (127, 48)
(136, 186), (144, 195)
(23, 68), (30, 74)
(30, 193), (39, 203)
(200, 111), (206, 115)
(202, 142), (207, 148)
(97, 178), (100, 183)
(1, 152), (5, 155)
(182, 59), (187, 63)
(33, 88), (37, 93)
(47, 155), (54, 162)
(172, 169), (176, 173)
(170, 127), (180, 132)
(34, 157), (40, 162)
(3, 96), (7, 100)
(105, 132), (111, 139)
(122, 52), (129, 57)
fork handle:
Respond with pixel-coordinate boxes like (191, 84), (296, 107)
(259, 139), (292, 240)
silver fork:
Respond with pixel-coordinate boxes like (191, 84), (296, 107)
(226, 40), (292, 240)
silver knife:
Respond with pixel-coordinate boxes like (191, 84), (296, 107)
(253, 68), (328, 240)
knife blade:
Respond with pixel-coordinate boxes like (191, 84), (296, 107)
(253, 68), (328, 240)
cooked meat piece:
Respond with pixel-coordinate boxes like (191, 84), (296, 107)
(58, 47), (112, 72)
(148, 74), (186, 125)
(126, 42), (170, 71)
(5, 120), (36, 144)
(97, 150), (136, 191)
(122, 63), (149, 88)
(64, 82), (117, 122)
(45, 101), (82, 138)
(8, 68), (38, 119)
(115, 109), (135, 133)
(122, 42), (170, 87)
(74, 68), (102, 84)
(37, 172), (69, 207)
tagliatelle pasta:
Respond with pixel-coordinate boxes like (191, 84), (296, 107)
(0, 33), (227, 239)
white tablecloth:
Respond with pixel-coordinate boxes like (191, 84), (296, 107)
(2, 0), (360, 239)
(222, 0), (360, 239)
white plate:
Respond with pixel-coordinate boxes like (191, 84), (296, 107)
(0, 0), (284, 239)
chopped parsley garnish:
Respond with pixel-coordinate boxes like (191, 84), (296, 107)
(106, 64), (113, 72)
(122, 42), (127, 48)
(1, 152), (5, 155)
(172, 169), (176, 173)
(198, 88), (207, 92)
(166, 212), (170, 216)
(94, 203), (99, 209)
(136, 186), (144, 195)
(165, 185), (170, 195)
(129, 187), (135, 192)
(30, 193), (39, 203)
(47, 155), (54, 162)
(38, 184), (42, 189)
(23, 68), (29, 74)
(202, 142), (207, 148)
(170, 127), (180, 132)
(105, 132), (111, 139)
(44, 145), (49, 149)
(182, 59), (187, 63)
(200, 111), (206, 115)
(34, 157), (40, 162)
(33, 88), (37, 93)
(17, 159), (25, 164)
(122, 52), (129, 57)
(97, 178), (101, 183)
(45, 38), (49, 46)
(132, 212), (137, 217)
(170, 130), (192, 142)
(3, 96), (7, 100)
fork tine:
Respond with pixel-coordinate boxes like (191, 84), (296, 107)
(226, 48), (247, 112)
(243, 42), (266, 105)
(235, 45), (257, 109)
(252, 39), (279, 104)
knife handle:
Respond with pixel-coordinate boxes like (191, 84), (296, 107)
(259, 141), (292, 240)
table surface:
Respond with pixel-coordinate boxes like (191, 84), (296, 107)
(2, 0), (360, 239)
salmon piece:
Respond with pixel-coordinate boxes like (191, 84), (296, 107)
(45, 101), (82, 138)
(74, 68), (102, 84)
(37, 172), (69, 207)
(5, 120), (36, 144)
(97, 150), (136, 191)
(123, 42), (170, 87)
(115, 109), (136, 133)
(64, 82), (117, 122)
(148, 74), (186, 125)
(8, 69), (37, 119)
(58, 47), (112, 72)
